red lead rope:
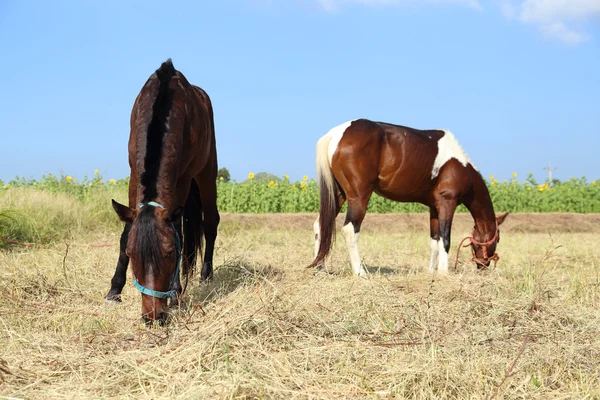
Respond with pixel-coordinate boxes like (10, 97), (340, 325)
(454, 224), (500, 269)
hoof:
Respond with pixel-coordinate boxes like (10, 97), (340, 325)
(313, 265), (333, 276)
(201, 262), (213, 281)
(355, 269), (369, 278)
(105, 297), (122, 306)
(200, 272), (213, 282)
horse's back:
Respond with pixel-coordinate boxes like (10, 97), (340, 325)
(128, 63), (216, 180)
(331, 119), (441, 175)
(327, 119), (476, 204)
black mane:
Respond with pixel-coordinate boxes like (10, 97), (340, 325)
(134, 206), (170, 276)
(140, 59), (176, 203)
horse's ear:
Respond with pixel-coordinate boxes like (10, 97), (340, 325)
(168, 206), (184, 223)
(497, 212), (509, 226)
(112, 199), (135, 223)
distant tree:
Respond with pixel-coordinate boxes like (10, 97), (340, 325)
(252, 172), (282, 183)
(217, 167), (230, 182)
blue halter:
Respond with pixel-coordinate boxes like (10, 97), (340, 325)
(132, 201), (181, 300)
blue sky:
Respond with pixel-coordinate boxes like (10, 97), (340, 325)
(1, 0), (598, 184)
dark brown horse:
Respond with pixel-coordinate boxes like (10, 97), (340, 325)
(310, 119), (508, 276)
(105, 60), (220, 324)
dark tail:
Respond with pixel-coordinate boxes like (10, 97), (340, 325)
(140, 59), (178, 202)
(183, 179), (204, 276)
(309, 134), (341, 268)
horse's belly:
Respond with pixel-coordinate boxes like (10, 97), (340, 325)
(375, 173), (434, 204)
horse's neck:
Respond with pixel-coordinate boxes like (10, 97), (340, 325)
(137, 174), (177, 209)
(464, 173), (497, 238)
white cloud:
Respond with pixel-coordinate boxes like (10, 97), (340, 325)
(538, 22), (590, 44)
(316, 0), (482, 13)
(519, 0), (600, 23)
(311, 0), (599, 44)
(506, 0), (600, 44)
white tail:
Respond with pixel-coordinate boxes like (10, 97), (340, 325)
(315, 134), (336, 212)
(310, 121), (355, 268)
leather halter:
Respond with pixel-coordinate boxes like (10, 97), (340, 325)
(132, 201), (181, 300)
(454, 223), (500, 269)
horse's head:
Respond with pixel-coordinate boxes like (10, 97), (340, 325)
(112, 200), (183, 325)
(471, 212), (509, 269)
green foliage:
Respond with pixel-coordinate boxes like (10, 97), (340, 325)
(486, 176), (600, 213)
(215, 174), (600, 213)
(218, 176), (318, 213)
(1, 172), (129, 201)
(0, 172), (127, 247)
(1, 172), (599, 218)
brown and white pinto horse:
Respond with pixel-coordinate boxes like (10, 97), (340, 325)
(310, 119), (508, 276)
(105, 60), (220, 324)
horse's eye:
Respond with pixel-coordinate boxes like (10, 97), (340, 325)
(166, 251), (174, 258)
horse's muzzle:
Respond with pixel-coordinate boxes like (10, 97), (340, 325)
(142, 312), (168, 326)
(473, 253), (499, 270)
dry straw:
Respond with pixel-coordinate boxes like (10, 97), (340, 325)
(1, 211), (599, 399)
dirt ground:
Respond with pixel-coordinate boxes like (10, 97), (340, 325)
(221, 212), (600, 234)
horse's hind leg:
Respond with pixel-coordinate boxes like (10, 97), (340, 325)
(428, 207), (440, 272)
(343, 196), (370, 277)
(182, 179), (203, 277)
(171, 217), (184, 296)
(105, 222), (131, 303)
(196, 174), (220, 281)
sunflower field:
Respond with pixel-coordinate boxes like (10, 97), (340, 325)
(1, 171), (599, 213)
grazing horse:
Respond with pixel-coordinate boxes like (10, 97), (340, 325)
(310, 119), (508, 276)
(105, 59), (220, 324)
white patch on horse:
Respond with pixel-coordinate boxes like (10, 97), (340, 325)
(431, 130), (477, 179)
(437, 238), (449, 274)
(342, 223), (367, 277)
(428, 238), (439, 272)
(327, 120), (354, 166)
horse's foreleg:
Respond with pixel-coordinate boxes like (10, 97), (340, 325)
(429, 207), (440, 273)
(436, 201), (457, 275)
(105, 222), (131, 303)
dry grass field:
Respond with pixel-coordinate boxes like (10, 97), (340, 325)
(1, 206), (600, 398)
